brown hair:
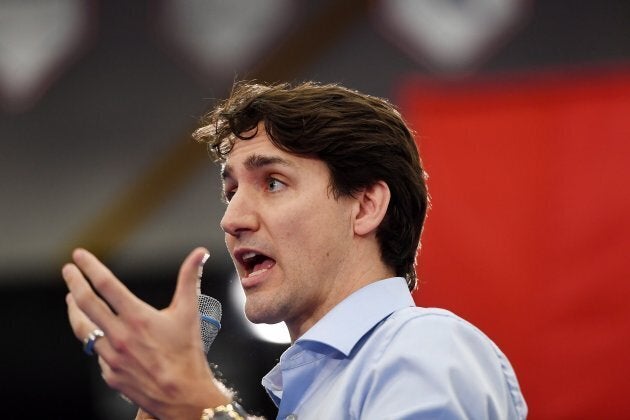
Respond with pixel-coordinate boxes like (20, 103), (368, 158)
(193, 81), (429, 291)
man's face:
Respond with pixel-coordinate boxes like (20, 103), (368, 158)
(220, 126), (357, 339)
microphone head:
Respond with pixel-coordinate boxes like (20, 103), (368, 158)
(198, 294), (222, 354)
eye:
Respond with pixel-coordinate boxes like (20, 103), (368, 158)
(266, 178), (286, 193)
(223, 185), (237, 203)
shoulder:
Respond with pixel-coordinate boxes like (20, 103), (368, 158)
(359, 307), (527, 419)
(385, 307), (498, 350)
(370, 307), (499, 358)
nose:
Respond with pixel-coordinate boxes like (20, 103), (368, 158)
(220, 189), (259, 237)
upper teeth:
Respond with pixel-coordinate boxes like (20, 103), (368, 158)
(242, 251), (257, 261)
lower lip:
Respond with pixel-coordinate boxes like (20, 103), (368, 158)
(241, 266), (273, 289)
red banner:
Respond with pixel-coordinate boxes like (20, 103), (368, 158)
(399, 67), (630, 419)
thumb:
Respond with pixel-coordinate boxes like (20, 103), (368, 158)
(135, 408), (157, 420)
(170, 247), (209, 317)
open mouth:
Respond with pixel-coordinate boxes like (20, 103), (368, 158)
(240, 251), (276, 278)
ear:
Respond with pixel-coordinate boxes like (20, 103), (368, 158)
(353, 180), (391, 236)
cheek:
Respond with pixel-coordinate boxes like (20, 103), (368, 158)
(272, 204), (329, 251)
(300, 204), (350, 248)
(269, 193), (352, 254)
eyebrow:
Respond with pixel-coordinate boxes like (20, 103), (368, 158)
(221, 154), (293, 180)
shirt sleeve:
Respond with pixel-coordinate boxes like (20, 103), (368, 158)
(356, 309), (527, 420)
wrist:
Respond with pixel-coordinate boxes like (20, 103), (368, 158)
(192, 379), (233, 418)
(160, 375), (231, 420)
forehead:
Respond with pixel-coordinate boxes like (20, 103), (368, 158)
(221, 130), (288, 174)
(220, 129), (332, 183)
(226, 129), (279, 161)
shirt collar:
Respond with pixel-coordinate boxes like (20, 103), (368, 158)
(296, 277), (415, 356)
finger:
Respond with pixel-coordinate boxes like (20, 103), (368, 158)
(72, 248), (145, 315)
(170, 247), (209, 317)
(65, 292), (96, 341)
(97, 351), (137, 396)
(135, 409), (158, 420)
(98, 356), (153, 417)
(66, 293), (116, 358)
(98, 355), (114, 385)
(63, 263), (122, 334)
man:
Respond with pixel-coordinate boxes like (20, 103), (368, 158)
(63, 81), (527, 419)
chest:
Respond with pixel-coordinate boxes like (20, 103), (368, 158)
(276, 354), (366, 420)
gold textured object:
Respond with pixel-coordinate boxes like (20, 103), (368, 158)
(200, 402), (246, 420)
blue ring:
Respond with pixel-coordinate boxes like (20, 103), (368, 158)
(83, 329), (105, 356)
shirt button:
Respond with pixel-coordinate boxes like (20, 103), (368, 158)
(286, 415), (297, 420)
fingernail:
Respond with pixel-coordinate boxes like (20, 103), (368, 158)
(73, 248), (86, 260)
(61, 264), (72, 280)
(197, 252), (210, 279)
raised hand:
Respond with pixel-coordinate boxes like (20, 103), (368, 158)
(62, 247), (231, 419)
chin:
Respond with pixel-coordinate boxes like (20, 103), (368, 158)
(244, 304), (283, 325)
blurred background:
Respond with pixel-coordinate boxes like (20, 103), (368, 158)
(1, 0), (629, 418)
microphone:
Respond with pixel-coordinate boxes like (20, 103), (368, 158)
(197, 252), (221, 354)
(198, 293), (222, 354)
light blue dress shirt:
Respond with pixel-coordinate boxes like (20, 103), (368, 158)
(262, 277), (527, 420)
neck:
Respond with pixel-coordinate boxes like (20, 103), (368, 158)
(285, 248), (395, 341)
